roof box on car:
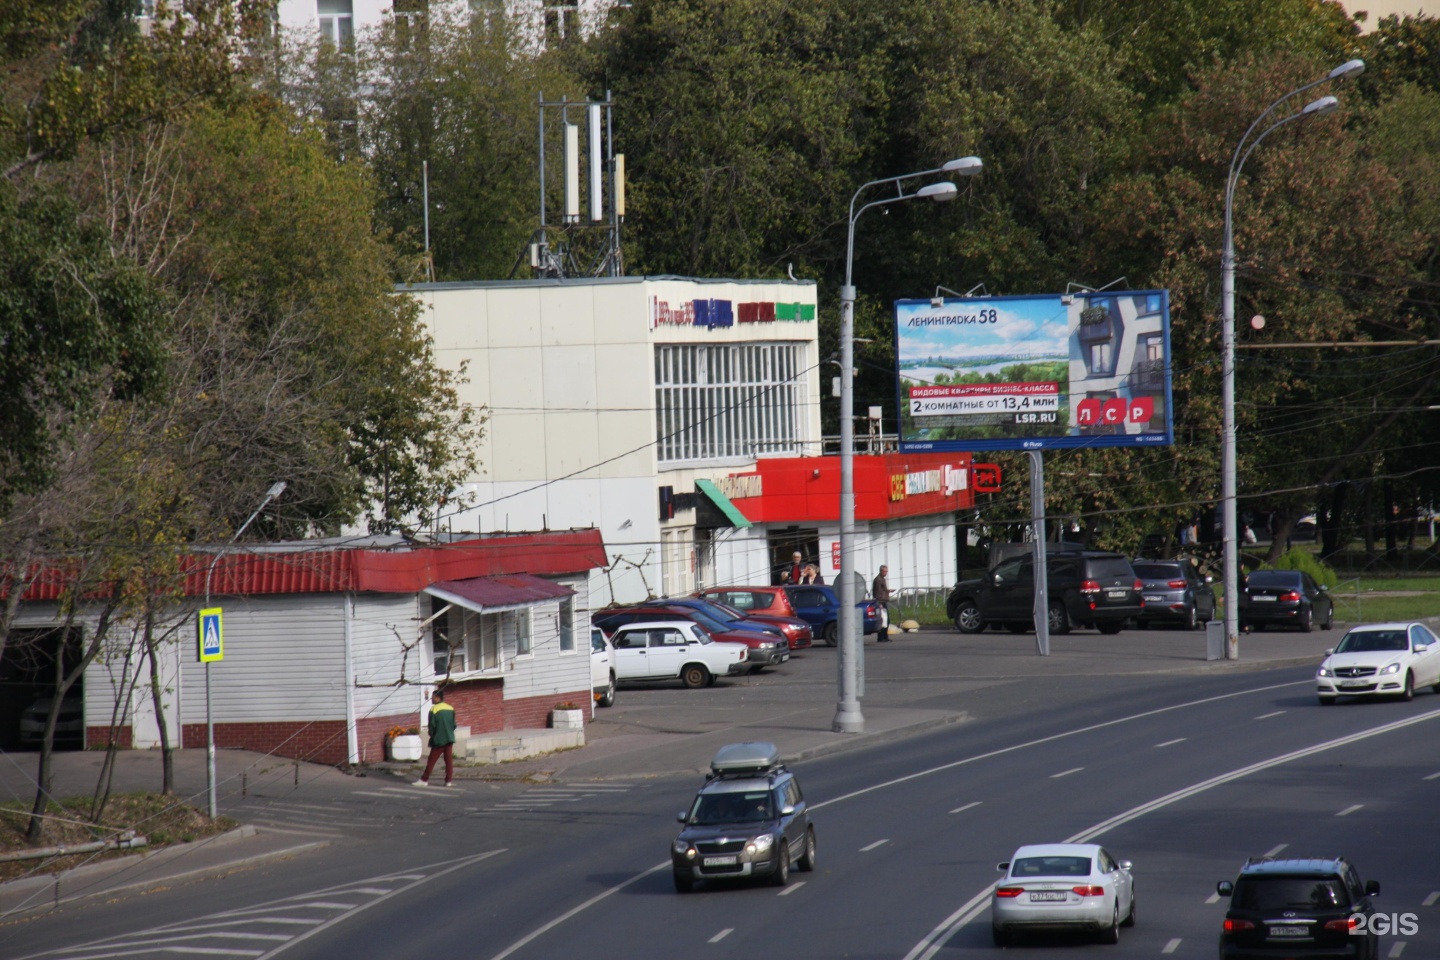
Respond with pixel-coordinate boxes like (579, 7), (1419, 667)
(710, 741), (781, 777)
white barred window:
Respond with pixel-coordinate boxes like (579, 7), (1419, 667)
(655, 343), (805, 463)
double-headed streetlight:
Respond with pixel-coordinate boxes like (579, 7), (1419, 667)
(835, 157), (982, 733)
(1220, 60), (1363, 658)
(203, 480), (287, 819)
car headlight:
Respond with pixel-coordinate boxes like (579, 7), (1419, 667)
(1317, 666), (1331, 677)
(745, 834), (775, 855)
(1381, 662), (1401, 674)
(673, 840), (696, 858)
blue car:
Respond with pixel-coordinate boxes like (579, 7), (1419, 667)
(782, 585), (879, 645)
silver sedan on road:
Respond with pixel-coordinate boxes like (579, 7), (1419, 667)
(991, 842), (1135, 945)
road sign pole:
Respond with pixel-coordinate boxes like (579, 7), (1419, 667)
(206, 659), (216, 819)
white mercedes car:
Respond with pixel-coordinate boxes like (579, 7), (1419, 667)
(1317, 621), (1440, 704)
(991, 842), (1135, 946)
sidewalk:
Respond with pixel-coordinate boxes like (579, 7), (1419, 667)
(0, 623), (1342, 918)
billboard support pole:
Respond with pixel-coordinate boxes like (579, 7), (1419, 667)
(1030, 451), (1050, 657)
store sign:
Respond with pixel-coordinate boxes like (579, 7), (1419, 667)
(652, 296), (816, 330)
(973, 463), (1002, 493)
(718, 474), (763, 499)
(889, 465), (967, 502)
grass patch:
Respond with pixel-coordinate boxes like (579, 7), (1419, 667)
(0, 792), (237, 884)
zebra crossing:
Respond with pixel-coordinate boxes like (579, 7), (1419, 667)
(481, 781), (636, 813)
(13, 851), (503, 960)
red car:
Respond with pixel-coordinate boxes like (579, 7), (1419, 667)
(694, 587), (817, 649)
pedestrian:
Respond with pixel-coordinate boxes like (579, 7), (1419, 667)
(800, 563), (824, 585)
(872, 564), (891, 641)
(414, 687), (457, 787)
(786, 551), (804, 584)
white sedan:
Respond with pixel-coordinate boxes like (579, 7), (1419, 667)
(991, 842), (1135, 946)
(609, 621), (750, 689)
(1317, 621), (1440, 704)
(591, 627), (616, 708)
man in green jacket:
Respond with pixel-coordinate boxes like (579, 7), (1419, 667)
(414, 688), (458, 787)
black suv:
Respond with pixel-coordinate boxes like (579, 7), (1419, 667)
(671, 742), (816, 892)
(946, 550), (1143, 635)
(1217, 857), (1380, 959)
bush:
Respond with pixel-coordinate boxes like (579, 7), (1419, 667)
(1260, 548), (1338, 589)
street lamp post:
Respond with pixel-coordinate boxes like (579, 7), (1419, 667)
(202, 481), (287, 819)
(1220, 60), (1362, 659)
(835, 157), (981, 733)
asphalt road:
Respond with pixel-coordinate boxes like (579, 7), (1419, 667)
(5, 633), (1439, 960)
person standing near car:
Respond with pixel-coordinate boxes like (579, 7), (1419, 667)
(800, 563), (824, 585)
(786, 551), (804, 584)
(414, 687), (457, 787)
(872, 565), (891, 641)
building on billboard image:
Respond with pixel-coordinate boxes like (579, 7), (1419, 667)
(894, 291), (1174, 453)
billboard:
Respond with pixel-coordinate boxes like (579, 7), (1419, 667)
(895, 291), (1173, 452)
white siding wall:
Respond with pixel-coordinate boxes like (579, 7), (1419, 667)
(179, 595), (347, 724)
(866, 516), (958, 595)
(501, 598), (589, 702)
(349, 594), (430, 734)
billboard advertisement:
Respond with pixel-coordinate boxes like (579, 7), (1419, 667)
(895, 291), (1173, 452)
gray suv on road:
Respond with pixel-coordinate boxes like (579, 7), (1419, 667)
(671, 742), (816, 892)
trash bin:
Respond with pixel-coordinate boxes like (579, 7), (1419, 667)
(1205, 620), (1224, 661)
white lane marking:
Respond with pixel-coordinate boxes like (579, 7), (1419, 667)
(778, 882), (805, 896)
(1388, 942), (1406, 958)
(1423, 771), (1440, 780)
(1162, 938), (1182, 954)
(903, 708), (1440, 960)
(353, 791), (411, 798)
(1155, 738), (1187, 748)
(1423, 891), (1440, 907)
(860, 839), (889, 852)
(1206, 893), (1221, 904)
(483, 677), (1328, 960)
(249, 823), (345, 838)
(1255, 710), (1286, 719)
(1337, 804), (1364, 816)
(1263, 844), (1289, 858)
(949, 801), (982, 814)
(1051, 767), (1083, 779)
(708, 928), (733, 943)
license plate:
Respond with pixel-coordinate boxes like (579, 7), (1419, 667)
(1029, 891), (1068, 902)
(1252, 595), (1277, 602)
(1268, 925), (1307, 937)
(1106, 590), (1126, 600)
(1143, 594), (1164, 602)
(1341, 679), (1370, 688)
(781, 653), (790, 662)
(704, 855), (737, 866)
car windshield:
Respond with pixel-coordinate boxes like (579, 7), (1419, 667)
(1132, 563), (1179, 579)
(689, 790), (774, 824)
(1234, 878), (1347, 911)
(670, 607), (731, 633)
(1011, 856), (1091, 878)
(1335, 630), (1408, 653)
(699, 598), (748, 621)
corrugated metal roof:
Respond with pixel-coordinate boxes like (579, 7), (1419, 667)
(425, 574), (575, 613)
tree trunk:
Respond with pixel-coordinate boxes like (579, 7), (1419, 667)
(1320, 483), (1348, 560)
(143, 605), (176, 795)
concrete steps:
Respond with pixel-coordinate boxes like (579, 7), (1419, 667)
(455, 726), (584, 765)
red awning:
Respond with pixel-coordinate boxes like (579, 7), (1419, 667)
(424, 574), (575, 614)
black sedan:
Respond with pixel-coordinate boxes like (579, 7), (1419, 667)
(1133, 559), (1216, 630)
(1238, 569), (1334, 632)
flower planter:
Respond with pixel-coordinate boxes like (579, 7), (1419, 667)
(388, 734), (423, 761)
(550, 708), (584, 731)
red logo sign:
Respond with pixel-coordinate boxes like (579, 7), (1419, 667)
(973, 464), (1002, 493)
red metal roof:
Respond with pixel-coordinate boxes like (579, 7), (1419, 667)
(426, 574), (575, 611)
(9, 530), (607, 601)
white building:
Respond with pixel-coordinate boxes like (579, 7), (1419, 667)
(276, 0), (619, 48)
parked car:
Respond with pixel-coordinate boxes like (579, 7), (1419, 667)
(991, 842), (1135, 945)
(946, 551), (1143, 635)
(1239, 569), (1333, 632)
(1217, 856), (1380, 959)
(590, 626), (616, 708)
(1316, 621), (1440, 704)
(609, 621), (750, 689)
(19, 693), (83, 746)
(666, 595), (813, 651)
(1132, 559), (1216, 630)
(671, 741), (815, 892)
(696, 584), (879, 646)
(594, 605), (789, 669)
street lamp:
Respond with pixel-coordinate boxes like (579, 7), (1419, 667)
(1220, 61), (1361, 659)
(202, 480), (287, 819)
(835, 157), (982, 733)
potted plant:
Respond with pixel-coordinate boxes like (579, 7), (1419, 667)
(550, 702), (584, 730)
(386, 726), (423, 761)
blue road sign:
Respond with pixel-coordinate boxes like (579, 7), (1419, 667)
(198, 607), (223, 663)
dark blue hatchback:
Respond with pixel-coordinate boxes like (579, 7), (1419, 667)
(783, 585), (879, 645)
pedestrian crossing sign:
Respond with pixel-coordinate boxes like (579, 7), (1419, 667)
(199, 607), (223, 663)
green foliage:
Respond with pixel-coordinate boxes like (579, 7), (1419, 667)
(1260, 547), (1338, 589)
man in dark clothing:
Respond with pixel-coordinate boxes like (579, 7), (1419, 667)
(414, 688), (458, 787)
(785, 551), (804, 584)
(873, 565), (891, 641)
